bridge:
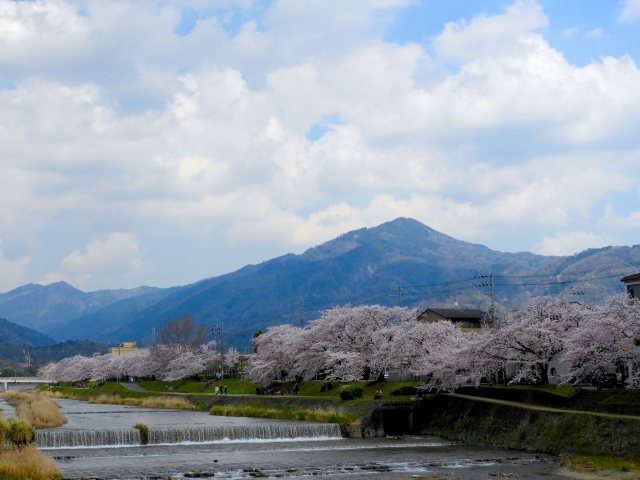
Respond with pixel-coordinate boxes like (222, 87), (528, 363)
(1, 377), (55, 391)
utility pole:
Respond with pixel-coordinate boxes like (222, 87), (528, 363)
(475, 273), (495, 322)
(489, 273), (495, 323)
(220, 315), (224, 379)
(300, 296), (305, 327)
(211, 324), (221, 379)
(389, 285), (403, 307)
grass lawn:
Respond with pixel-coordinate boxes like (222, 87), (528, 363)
(139, 380), (256, 394)
(560, 455), (640, 473)
(603, 389), (640, 404)
(273, 380), (422, 399)
(483, 384), (579, 398)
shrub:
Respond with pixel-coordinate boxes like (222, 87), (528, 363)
(0, 444), (62, 480)
(134, 423), (149, 445)
(16, 395), (67, 428)
(6, 420), (35, 446)
(338, 384), (363, 400)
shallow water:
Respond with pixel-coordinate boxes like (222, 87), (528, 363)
(49, 438), (564, 479)
(39, 399), (565, 479)
(54, 399), (302, 429)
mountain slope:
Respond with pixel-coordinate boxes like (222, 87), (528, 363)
(102, 218), (568, 347)
(0, 282), (173, 332)
(105, 218), (639, 348)
(49, 286), (185, 341)
(7, 218), (640, 349)
(0, 317), (56, 347)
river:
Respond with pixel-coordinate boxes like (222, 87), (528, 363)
(2, 398), (566, 479)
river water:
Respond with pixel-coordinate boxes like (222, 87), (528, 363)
(1, 398), (566, 479)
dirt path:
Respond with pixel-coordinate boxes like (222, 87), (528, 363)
(119, 383), (147, 392)
(447, 393), (640, 420)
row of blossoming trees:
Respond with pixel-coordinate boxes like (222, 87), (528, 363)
(39, 315), (240, 382)
(248, 295), (640, 390)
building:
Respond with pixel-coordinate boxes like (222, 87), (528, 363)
(418, 308), (490, 333)
(109, 342), (138, 356)
(621, 273), (640, 298)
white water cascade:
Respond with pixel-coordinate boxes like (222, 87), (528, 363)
(147, 424), (341, 444)
(36, 424), (341, 448)
(36, 429), (141, 448)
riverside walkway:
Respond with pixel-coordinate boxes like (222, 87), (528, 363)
(448, 393), (640, 420)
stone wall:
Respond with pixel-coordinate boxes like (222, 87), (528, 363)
(413, 395), (640, 457)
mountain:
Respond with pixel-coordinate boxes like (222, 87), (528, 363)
(0, 340), (108, 365)
(0, 317), (56, 347)
(3, 218), (640, 350)
(0, 282), (175, 333)
(87, 218), (640, 349)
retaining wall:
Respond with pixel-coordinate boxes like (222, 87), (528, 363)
(413, 395), (640, 457)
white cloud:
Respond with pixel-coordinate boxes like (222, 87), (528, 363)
(619, 0), (640, 22)
(0, 240), (31, 293)
(533, 232), (618, 256)
(563, 27), (579, 37)
(433, 0), (548, 60)
(40, 233), (153, 288)
(585, 27), (604, 38)
(0, 0), (637, 290)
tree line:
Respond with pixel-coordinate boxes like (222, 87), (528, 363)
(248, 295), (640, 389)
(39, 315), (239, 382)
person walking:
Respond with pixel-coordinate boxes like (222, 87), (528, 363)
(214, 385), (219, 395)
(293, 383), (299, 396)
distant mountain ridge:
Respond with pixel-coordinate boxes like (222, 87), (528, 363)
(0, 317), (56, 347)
(1, 218), (639, 349)
(0, 282), (176, 333)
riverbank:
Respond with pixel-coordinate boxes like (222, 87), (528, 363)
(414, 394), (640, 458)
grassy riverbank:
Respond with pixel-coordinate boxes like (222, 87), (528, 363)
(0, 403), (62, 480)
(2, 391), (67, 428)
(209, 404), (357, 423)
(559, 454), (640, 474)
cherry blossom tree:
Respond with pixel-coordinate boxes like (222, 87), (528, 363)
(250, 324), (303, 384)
(483, 298), (590, 384)
(562, 295), (640, 386)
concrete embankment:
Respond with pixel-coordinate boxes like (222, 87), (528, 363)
(411, 394), (640, 457)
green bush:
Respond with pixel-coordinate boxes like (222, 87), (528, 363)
(6, 420), (34, 445)
(134, 423), (149, 445)
(338, 384), (364, 400)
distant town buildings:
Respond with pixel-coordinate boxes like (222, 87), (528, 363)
(621, 273), (640, 299)
(109, 341), (138, 356)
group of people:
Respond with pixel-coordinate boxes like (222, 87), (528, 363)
(374, 389), (383, 399)
(255, 383), (299, 395)
(214, 384), (229, 395)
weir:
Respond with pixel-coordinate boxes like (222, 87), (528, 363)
(36, 429), (141, 448)
(36, 424), (342, 448)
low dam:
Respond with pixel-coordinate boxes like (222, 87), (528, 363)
(32, 397), (565, 478)
(36, 424), (342, 448)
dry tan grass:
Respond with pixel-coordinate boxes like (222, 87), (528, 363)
(87, 393), (120, 405)
(41, 390), (81, 401)
(17, 396), (67, 428)
(0, 409), (6, 423)
(2, 390), (28, 403)
(0, 444), (61, 480)
(2, 391), (67, 428)
(88, 394), (194, 409)
(138, 396), (194, 409)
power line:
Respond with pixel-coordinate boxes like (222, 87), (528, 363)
(494, 260), (640, 279)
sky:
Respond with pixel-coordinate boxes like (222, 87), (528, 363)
(1, 0), (640, 293)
